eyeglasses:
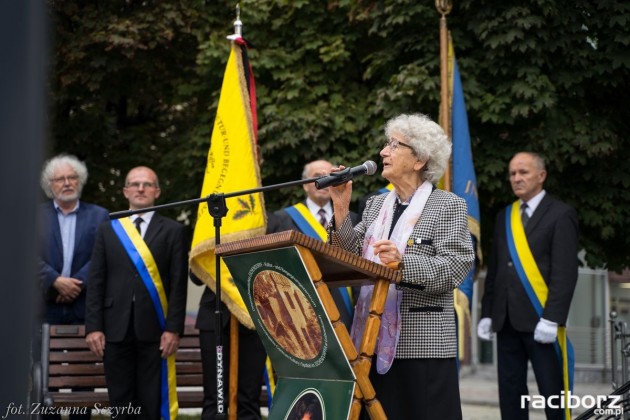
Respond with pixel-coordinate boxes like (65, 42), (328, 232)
(51, 175), (80, 184)
(383, 138), (415, 153)
(126, 182), (158, 189)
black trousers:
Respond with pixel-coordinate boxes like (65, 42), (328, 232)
(497, 319), (564, 420)
(361, 357), (462, 420)
(103, 319), (161, 420)
(199, 323), (267, 420)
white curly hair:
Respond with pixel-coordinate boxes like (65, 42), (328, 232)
(384, 113), (451, 184)
(40, 154), (88, 199)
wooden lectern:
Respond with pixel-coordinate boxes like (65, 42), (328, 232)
(216, 230), (401, 420)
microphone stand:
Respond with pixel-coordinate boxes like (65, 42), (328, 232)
(109, 174), (331, 418)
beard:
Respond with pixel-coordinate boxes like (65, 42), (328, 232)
(54, 190), (80, 203)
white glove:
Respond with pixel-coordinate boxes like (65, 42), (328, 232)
(477, 317), (494, 341)
(534, 318), (558, 344)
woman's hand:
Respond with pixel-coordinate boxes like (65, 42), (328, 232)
(328, 165), (352, 226)
(373, 239), (402, 264)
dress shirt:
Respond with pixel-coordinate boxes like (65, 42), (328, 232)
(54, 201), (80, 277)
(521, 190), (546, 219)
(305, 198), (332, 226)
(130, 211), (155, 238)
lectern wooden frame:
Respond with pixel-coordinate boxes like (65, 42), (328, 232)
(216, 230), (401, 420)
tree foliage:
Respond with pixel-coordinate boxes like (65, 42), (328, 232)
(48, 0), (630, 270)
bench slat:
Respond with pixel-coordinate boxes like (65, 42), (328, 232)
(49, 351), (200, 363)
(49, 325), (199, 338)
(50, 351), (102, 363)
(49, 375), (205, 388)
(49, 339), (201, 349)
(174, 374), (203, 386)
(49, 364), (203, 377)
(50, 338), (90, 349)
(172, 363), (203, 374)
(49, 364), (104, 375)
(174, 352), (201, 362)
(50, 391), (204, 408)
(50, 325), (85, 336)
(49, 376), (107, 388)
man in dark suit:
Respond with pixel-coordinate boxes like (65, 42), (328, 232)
(86, 166), (188, 420)
(273, 160), (360, 329)
(38, 154), (109, 420)
(478, 152), (579, 420)
(38, 154), (109, 325)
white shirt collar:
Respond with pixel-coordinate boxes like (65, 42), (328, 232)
(130, 211), (155, 238)
(522, 190), (546, 215)
(54, 200), (80, 215)
(130, 211), (155, 224)
(305, 198), (332, 219)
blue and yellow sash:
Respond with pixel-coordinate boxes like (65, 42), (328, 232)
(112, 218), (178, 420)
(284, 203), (354, 316)
(505, 201), (574, 420)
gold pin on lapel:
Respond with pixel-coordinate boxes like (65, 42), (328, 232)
(407, 239), (414, 246)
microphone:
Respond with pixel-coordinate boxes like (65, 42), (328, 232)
(314, 161), (377, 189)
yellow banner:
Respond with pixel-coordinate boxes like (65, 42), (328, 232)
(189, 41), (266, 329)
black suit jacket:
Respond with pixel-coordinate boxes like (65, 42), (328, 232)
(481, 194), (579, 332)
(86, 214), (188, 342)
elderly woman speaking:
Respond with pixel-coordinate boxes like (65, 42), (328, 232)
(328, 113), (474, 419)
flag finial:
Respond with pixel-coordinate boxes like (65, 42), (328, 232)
(435, 0), (452, 16)
(233, 3), (242, 37)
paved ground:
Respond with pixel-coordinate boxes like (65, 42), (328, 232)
(459, 365), (615, 419)
(180, 364), (615, 419)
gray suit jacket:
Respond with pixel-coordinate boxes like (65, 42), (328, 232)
(330, 189), (474, 358)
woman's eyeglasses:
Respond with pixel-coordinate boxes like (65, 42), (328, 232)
(383, 138), (415, 152)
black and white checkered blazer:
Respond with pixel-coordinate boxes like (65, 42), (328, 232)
(330, 188), (474, 359)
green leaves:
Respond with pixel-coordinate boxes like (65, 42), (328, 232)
(48, 0), (630, 270)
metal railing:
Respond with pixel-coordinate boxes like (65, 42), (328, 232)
(575, 311), (630, 419)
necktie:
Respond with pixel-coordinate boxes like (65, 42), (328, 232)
(317, 208), (327, 227)
(134, 217), (143, 235)
(521, 203), (530, 227)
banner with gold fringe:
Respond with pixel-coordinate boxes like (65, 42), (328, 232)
(189, 39), (266, 330)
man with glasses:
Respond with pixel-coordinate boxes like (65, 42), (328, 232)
(38, 153), (109, 327)
(38, 153), (109, 419)
(86, 166), (188, 420)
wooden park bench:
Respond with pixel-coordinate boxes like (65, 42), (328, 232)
(32, 323), (204, 415)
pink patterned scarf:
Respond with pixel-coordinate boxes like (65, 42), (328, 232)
(350, 181), (432, 373)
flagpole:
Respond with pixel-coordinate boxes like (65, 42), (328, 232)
(436, 0), (452, 192)
(221, 6), (245, 419)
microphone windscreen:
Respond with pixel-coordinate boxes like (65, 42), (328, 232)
(364, 160), (377, 175)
